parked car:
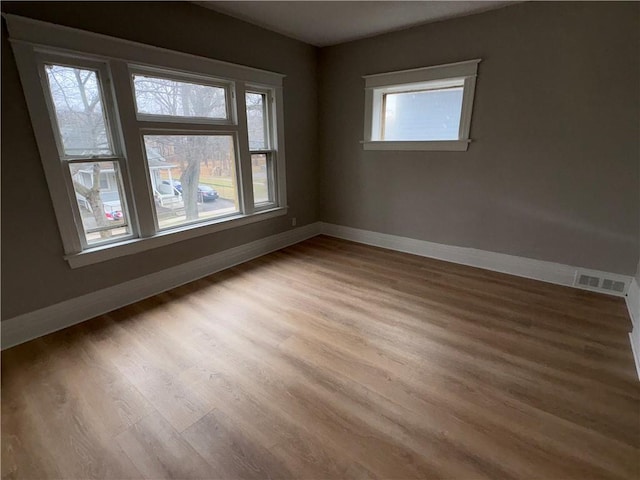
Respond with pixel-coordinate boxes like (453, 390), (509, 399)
(100, 191), (124, 221)
(197, 184), (219, 202)
(162, 179), (183, 194)
(105, 209), (124, 221)
(161, 180), (219, 201)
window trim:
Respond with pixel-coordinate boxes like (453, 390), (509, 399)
(38, 54), (140, 249)
(65, 206), (287, 268)
(362, 59), (481, 152)
(5, 13), (288, 268)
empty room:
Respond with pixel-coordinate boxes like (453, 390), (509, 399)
(1, 1), (639, 478)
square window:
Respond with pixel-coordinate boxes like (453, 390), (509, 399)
(144, 135), (240, 230)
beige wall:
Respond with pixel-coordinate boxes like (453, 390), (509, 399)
(318, 1), (639, 275)
(1, 1), (319, 319)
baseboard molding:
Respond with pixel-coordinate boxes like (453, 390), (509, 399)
(320, 223), (632, 296)
(626, 278), (640, 380)
(626, 278), (640, 327)
(1, 222), (322, 350)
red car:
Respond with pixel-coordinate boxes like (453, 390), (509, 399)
(105, 210), (123, 221)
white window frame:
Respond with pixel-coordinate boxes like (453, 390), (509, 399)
(246, 86), (279, 210)
(130, 66), (235, 125)
(36, 53), (139, 251)
(5, 14), (288, 268)
(140, 128), (244, 232)
(363, 59), (481, 152)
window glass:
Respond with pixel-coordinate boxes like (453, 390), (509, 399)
(383, 87), (464, 141)
(251, 153), (271, 204)
(70, 161), (131, 244)
(133, 74), (227, 119)
(144, 135), (239, 230)
(246, 92), (268, 150)
(45, 65), (113, 156)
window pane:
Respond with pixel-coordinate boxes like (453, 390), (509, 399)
(246, 92), (268, 150)
(45, 65), (113, 156)
(383, 87), (463, 141)
(251, 153), (272, 204)
(133, 75), (227, 119)
(70, 161), (131, 244)
(144, 135), (239, 230)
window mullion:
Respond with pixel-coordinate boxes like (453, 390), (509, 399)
(136, 122), (239, 134)
(234, 82), (255, 215)
(109, 60), (158, 237)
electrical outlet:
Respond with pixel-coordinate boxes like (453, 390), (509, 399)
(291, 217), (297, 227)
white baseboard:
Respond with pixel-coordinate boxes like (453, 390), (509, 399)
(320, 223), (632, 296)
(626, 278), (640, 380)
(1, 223), (322, 350)
(627, 278), (640, 327)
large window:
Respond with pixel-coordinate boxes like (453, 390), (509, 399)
(8, 14), (287, 267)
(363, 59), (481, 151)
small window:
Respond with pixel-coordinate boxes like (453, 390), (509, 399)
(363, 59), (480, 151)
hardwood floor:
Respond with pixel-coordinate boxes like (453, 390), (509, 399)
(2, 235), (639, 479)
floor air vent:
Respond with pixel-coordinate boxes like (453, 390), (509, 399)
(577, 274), (600, 288)
(575, 272), (627, 294)
(601, 279), (626, 293)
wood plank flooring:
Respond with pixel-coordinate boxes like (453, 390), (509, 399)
(2, 235), (639, 479)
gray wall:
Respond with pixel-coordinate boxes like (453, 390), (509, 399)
(2, 1), (639, 322)
(1, 1), (319, 319)
(318, 1), (639, 275)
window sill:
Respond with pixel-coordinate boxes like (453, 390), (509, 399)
(65, 206), (288, 268)
(362, 140), (471, 151)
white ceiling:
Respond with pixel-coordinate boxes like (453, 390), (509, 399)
(197, 1), (515, 47)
